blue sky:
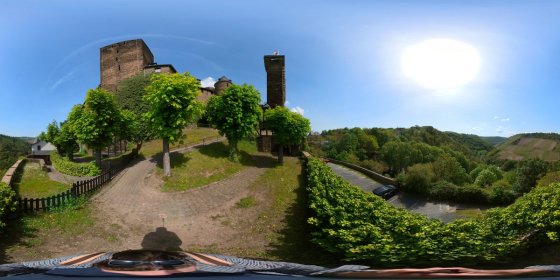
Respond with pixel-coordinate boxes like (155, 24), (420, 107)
(1, 0), (559, 137)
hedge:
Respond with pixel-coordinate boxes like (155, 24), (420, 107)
(0, 182), (17, 234)
(305, 156), (560, 266)
(51, 152), (101, 177)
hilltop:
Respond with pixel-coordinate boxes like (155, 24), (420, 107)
(495, 133), (560, 162)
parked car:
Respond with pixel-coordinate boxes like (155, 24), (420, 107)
(372, 184), (398, 199)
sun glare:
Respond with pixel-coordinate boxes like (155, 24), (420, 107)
(401, 39), (481, 90)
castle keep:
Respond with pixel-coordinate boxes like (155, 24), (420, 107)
(264, 55), (286, 108)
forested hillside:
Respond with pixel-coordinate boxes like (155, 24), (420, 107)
(0, 134), (30, 175)
(308, 126), (560, 205)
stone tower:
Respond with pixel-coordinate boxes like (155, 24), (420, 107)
(263, 55), (285, 108)
(213, 76), (232, 95)
(100, 39), (154, 92)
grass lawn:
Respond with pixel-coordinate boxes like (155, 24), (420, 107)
(158, 140), (256, 192)
(225, 156), (336, 265)
(11, 161), (70, 198)
(141, 127), (221, 158)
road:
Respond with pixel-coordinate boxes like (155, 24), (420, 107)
(327, 162), (489, 222)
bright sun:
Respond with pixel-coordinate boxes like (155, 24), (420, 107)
(401, 39), (481, 90)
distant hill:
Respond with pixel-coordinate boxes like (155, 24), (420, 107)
(496, 133), (560, 162)
(479, 136), (507, 146)
(0, 134), (30, 176)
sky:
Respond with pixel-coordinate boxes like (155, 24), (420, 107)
(1, 0), (559, 138)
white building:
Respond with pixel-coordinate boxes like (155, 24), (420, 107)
(30, 140), (56, 156)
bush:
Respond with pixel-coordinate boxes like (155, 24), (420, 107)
(487, 185), (516, 205)
(403, 163), (434, 194)
(51, 152), (101, 176)
(0, 182), (17, 234)
(305, 156), (560, 266)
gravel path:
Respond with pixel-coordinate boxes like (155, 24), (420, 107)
(91, 141), (267, 250)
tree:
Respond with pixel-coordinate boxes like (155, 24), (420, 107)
(264, 107), (311, 164)
(513, 158), (548, 194)
(72, 89), (121, 167)
(206, 84), (261, 161)
(114, 73), (155, 151)
(432, 154), (469, 185)
(39, 120), (79, 160)
(144, 72), (204, 177)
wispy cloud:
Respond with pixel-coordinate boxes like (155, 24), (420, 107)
(493, 116), (510, 122)
(285, 100), (290, 106)
(291, 106), (305, 115)
(496, 126), (514, 136)
(50, 71), (75, 92)
(200, 77), (216, 88)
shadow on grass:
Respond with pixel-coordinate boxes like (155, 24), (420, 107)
(0, 216), (39, 264)
(197, 141), (279, 168)
(151, 152), (192, 170)
(265, 168), (343, 267)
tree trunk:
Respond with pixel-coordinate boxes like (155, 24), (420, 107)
(136, 142), (143, 153)
(278, 145), (284, 164)
(228, 138), (239, 162)
(163, 137), (171, 177)
(95, 150), (102, 167)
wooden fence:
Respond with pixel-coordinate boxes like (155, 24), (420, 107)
(16, 149), (137, 213)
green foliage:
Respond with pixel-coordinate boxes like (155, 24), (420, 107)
(50, 151), (100, 176)
(144, 72), (204, 143)
(206, 84), (261, 161)
(513, 158), (548, 194)
(39, 120), (78, 159)
(265, 107), (311, 146)
(432, 154), (469, 185)
(0, 134), (29, 176)
(403, 163), (434, 194)
(429, 182), (487, 204)
(538, 171), (560, 187)
(474, 169), (498, 187)
(236, 196), (257, 208)
(0, 182), (17, 234)
(305, 156), (560, 265)
(71, 88), (122, 166)
(114, 73), (155, 150)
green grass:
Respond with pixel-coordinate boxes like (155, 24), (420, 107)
(159, 140), (256, 192)
(236, 196), (257, 208)
(141, 127), (221, 158)
(11, 161), (70, 198)
(237, 157), (336, 265)
(455, 208), (484, 219)
(0, 197), (95, 260)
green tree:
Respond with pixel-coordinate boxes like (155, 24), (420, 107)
(114, 73), (155, 151)
(72, 89), (121, 167)
(206, 84), (262, 161)
(474, 169), (498, 187)
(513, 158), (548, 194)
(39, 120), (79, 160)
(432, 154), (469, 185)
(404, 163), (435, 194)
(264, 107), (311, 164)
(144, 72), (204, 176)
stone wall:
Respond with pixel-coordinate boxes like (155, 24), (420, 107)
(100, 39), (154, 92)
(1, 159), (24, 186)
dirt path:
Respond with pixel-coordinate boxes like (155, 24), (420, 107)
(91, 143), (268, 251)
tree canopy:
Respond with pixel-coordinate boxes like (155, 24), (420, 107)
(265, 107), (311, 163)
(206, 84), (262, 161)
(72, 88), (121, 167)
(144, 72), (204, 176)
(114, 73), (155, 150)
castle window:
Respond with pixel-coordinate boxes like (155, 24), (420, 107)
(37, 145), (41, 151)
(118, 65), (121, 71)
(115, 57), (119, 62)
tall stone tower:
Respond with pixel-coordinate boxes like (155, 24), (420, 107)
(100, 39), (154, 92)
(263, 55), (285, 108)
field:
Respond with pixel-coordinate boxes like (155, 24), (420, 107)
(497, 136), (560, 161)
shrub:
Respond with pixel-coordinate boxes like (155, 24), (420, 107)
(403, 163), (434, 194)
(51, 152), (101, 177)
(487, 185), (516, 205)
(305, 156), (560, 266)
(0, 182), (17, 234)
(474, 169), (498, 186)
